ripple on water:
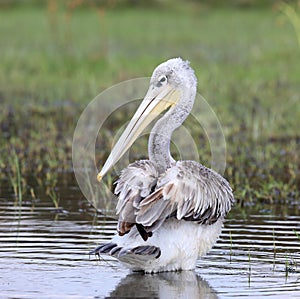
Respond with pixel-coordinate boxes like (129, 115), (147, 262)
(0, 193), (299, 299)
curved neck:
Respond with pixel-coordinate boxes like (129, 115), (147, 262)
(148, 90), (195, 174)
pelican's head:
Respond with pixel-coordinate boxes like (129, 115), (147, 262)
(97, 57), (197, 181)
(149, 57), (197, 103)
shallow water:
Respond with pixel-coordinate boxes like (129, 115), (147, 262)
(0, 181), (299, 299)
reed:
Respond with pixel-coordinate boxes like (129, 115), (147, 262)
(284, 253), (297, 281)
(7, 150), (23, 204)
(272, 228), (276, 272)
(248, 250), (252, 286)
(48, 188), (60, 210)
(229, 230), (233, 263)
(279, 1), (300, 50)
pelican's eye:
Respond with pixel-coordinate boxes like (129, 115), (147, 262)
(156, 75), (168, 87)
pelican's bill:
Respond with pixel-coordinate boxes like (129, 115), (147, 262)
(97, 85), (180, 182)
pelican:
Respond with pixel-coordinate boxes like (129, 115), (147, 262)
(91, 58), (234, 273)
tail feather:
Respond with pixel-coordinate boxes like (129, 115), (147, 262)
(90, 243), (161, 266)
(90, 242), (118, 255)
(110, 246), (122, 256)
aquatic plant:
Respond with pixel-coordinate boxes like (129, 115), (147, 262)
(48, 188), (60, 210)
(279, 1), (300, 50)
(273, 228), (277, 272)
(0, 5), (299, 211)
(285, 254), (297, 279)
(229, 230), (233, 263)
(248, 250), (252, 286)
(7, 150), (23, 204)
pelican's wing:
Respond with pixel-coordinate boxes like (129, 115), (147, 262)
(114, 160), (158, 236)
(136, 160), (234, 230)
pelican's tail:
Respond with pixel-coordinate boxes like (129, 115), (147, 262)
(90, 243), (161, 269)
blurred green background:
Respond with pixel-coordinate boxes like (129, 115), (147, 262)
(0, 0), (299, 207)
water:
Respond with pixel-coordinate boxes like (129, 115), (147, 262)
(0, 181), (299, 299)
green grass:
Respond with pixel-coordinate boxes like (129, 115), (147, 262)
(0, 3), (299, 207)
(7, 150), (23, 203)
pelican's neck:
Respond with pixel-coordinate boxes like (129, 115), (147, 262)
(148, 89), (195, 174)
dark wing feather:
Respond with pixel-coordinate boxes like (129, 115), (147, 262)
(114, 160), (158, 236)
(115, 160), (234, 238)
(136, 161), (234, 229)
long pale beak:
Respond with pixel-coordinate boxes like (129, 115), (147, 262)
(97, 84), (179, 182)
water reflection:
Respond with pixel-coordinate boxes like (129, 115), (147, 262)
(105, 271), (218, 299)
(0, 180), (299, 299)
